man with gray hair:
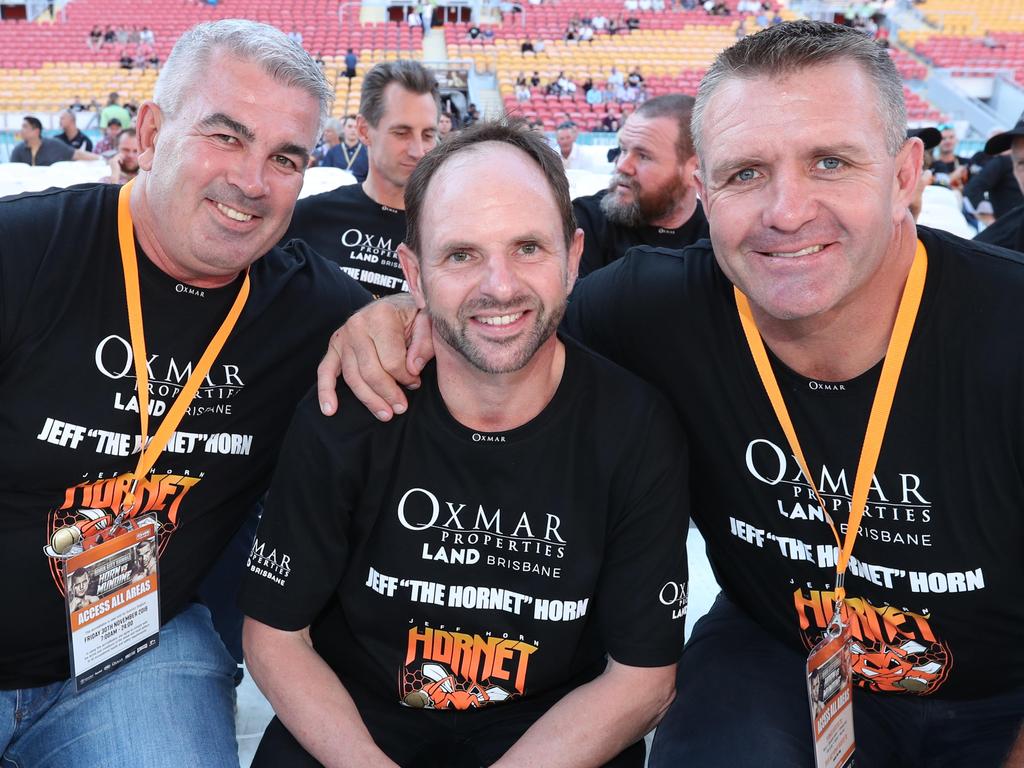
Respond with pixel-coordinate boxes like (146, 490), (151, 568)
(318, 20), (1024, 766)
(572, 94), (709, 277)
(0, 19), (368, 767)
(282, 60), (440, 297)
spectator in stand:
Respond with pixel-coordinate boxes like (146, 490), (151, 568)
(139, 25), (155, 44)
(580, 24), (595, 42)
(555, 121), (593, 171)
(607, 66), (625, 89)
(625, 14), (641, 29)
(94, 118), (123, 156)
(516, 71), (528, 88)
(56, 110), (93, 152)
(530, 71), (541, 87)
(463, 103), (481, 126)
(468, 24), (482, 39)
(288, 28), (303, 45)
(515, 82), (532, 102)
(310, 117), (343, 166)
(521, 39), (535, 54)
(556, 72), (577, 94)
(100, 92), (132, 129)
(101, 128), (140, 184)
(119, 46), (134, 70)
(102, 25), (116, 45)
(592, 13), (608, 30)
(324, 115), (369, 182)
(87, 25), (103, 51)
(68, 96), (88, 113)
(627, 67), (645, 87)
(438, 110), (455, 140)
(582, 77), (594, 94)
(586, 84), (604, 106)
(344, 48), (358, 78)
(313, 52), (326, 69)
(9, 116), (98, 166)
(931, 122), (969, 189)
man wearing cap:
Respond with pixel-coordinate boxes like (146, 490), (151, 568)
(971, 118), (1024, 253)
(93, 118), (123, 156)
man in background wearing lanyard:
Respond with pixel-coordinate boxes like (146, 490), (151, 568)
(322, 114), (369, 183)
(319, 20), (1024, 767)
(282, 60), (439, 298)
(0, 19), (369, 768)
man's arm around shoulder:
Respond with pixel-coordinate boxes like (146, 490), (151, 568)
(243, 618), (400, 768)
(491, 658), (676, 768)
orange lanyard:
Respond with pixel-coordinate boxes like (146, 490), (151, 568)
(115, 180), (251, 514)
(734, 240), (927, 605)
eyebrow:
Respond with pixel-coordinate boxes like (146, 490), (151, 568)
(435, 233), (552, 253)
(199, 112), (255, 142)
(199, 112), (310, 165)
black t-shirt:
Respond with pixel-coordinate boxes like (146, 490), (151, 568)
(241, 337), (688, 723)
(964, 155), (1024, 220)
(283, 183), (408, 297)
(930, 155), (969, 188)
(975, 203), (1024, 254)
(572, 190), (710, 277)
(58, 131), (94, 152)
(564, 227), (1024, 699)
(0, 184), (371, 688)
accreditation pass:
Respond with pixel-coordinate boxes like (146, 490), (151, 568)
(65, 520), (160, 691)
(806, 627), (855, 768)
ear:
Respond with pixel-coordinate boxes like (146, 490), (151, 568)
(566, 227), (584, 292)
(398, 243), (427, 310)
(135, 101), (162, 172)
(356, 114), (371, 148)
(893, 136), (923, 218)
(693, 163), (706, 202)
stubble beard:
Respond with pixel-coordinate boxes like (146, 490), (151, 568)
(430, 294), (567, 374)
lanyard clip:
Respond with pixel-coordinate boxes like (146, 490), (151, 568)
(111, 476), (141, 532)
(826, 572), (847, 639)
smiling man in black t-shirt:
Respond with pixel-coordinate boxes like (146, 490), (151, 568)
(282, 60), (440, 297)
(316, 21), (1024, 768)
(0, 21), (369, 768)
(573, 94), (709, 277)
(242, 121), (688, 768)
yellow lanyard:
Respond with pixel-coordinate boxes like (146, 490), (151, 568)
(734, 240), (927, 605)
(343, 142), (362, 171)
(115, 180), (251, 514)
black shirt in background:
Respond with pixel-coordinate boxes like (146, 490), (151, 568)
(283, 183), (408, 297)
(572, 189), (710, 277)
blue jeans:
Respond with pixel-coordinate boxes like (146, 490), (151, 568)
(1, 603), (240, 768)
(650, 593), (1024, 768)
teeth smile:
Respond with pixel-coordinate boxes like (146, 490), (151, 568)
(767, 244), (824, 258)
(478, 313), (523, 326)
(216, 202), (253, 222)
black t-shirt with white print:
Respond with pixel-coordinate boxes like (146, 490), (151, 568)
(0, 183), (371, 689)
(572, 190), (710, 278)
(564, 227), (1024, 700)
(283, 183), (409, 297)
(241, 337), (688, 725)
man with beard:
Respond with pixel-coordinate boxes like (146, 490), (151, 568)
(240, 121), (687, 768)
(572, 95), (709, 277)
(101, 128), (140, 184)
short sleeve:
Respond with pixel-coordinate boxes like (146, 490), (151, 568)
(238, 389), (369, 630)
(596, 394), (689, 666)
